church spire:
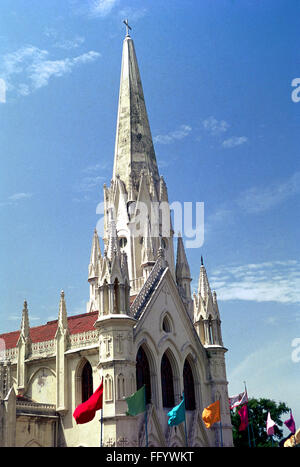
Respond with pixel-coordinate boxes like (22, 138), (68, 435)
(176, 233), (191, 283)
(175, 234), (192, 317)
(197, 259), (212, 301)
(20, 300), (30, 339)
(193, 259), (223, 347)
(88, 228), (101, 280)
(113, 28), (160, 191)
(57, 290), (68, 331)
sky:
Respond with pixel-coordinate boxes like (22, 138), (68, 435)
(0, 0), (299, 436)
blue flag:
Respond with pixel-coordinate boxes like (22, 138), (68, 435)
(167, 398), (185, 426)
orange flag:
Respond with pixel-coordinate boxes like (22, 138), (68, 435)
(202, 400), (221, 428)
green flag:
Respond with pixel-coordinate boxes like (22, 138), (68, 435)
(167, 398), (185, 426)
(126, 386), (146, 416)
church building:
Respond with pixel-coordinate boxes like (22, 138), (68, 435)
(0, 27), (233, 447)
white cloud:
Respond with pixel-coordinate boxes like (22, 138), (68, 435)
(238, 171), (300, 213)
(118, 7), (148, 22)
(8, 192), (33, 201)
(0, 192), (33, 207)
(202, 116), (230, 135)
(89, 0), (119, 17)
(222, 136), (248, 148)
(0, 46), (100, 97)
(211, 260), (300, 304)
(29, 51), (100, 89)
(154, 124), (192, 144)
(79, 176), (106, 192)
(82, 162), (110, 174)
(44, 28), (85, 50)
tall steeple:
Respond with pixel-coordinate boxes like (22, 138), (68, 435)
(97, 25), (175, 297)
(175, 234), (193, 317)
(113, 29), (160, 192)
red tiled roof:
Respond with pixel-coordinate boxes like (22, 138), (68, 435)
(0, 311), (98, 350)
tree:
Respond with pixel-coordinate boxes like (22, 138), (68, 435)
(231, 398), (290, 447)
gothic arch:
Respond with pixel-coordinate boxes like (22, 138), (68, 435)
(27, 365), (56, 387)
(136, 335), (159, 405)
(124, 279), (130, 314)
(81, 360), (93, 403)
(181, 348), (205, 412)
(102, 280), (109, 315)
(116, 373), (126, 400)
(137, 331), (159, 355)
(26, 367), (56, 404)
(159, 345), (181, 409)
(159, 310), (174, 334)
(136, 345), (152, 404)
(160, 349), (177, 408)
(208, 315), (214, 344)
(104, 374), (114, 402)
(183, 358), (196, 410)
(113, 278), (120, 313)
(75, 357), (93, 407)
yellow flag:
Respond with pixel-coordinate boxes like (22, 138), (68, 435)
(202, 400), (221, 429)
(284, 428), (300, 447)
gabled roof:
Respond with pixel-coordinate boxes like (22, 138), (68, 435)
(0, 311), (98, 350)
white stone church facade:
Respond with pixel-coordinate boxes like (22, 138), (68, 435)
(0, 31), (233, 448)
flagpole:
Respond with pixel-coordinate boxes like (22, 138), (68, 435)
(250, 421), (256, 447)
(219, 398), (223, 447)
(182, 393), (188, 447)
(246, 406), (251, 448)
(219, 420), (223, 447)
(100, 408), (103, 447)
(144, 385), (148, 447)
(243, 381), (252, 448)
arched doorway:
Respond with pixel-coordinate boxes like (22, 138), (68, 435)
(183, 359), (196, 410)
(81, 361), (93, 403)
(136, 346), (151, 404)
(161, 352), (175, 408)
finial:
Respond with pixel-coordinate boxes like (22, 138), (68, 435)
(123, 19), (132, 37)
(60, 290), (65, 298)
(201, 255), (204, 266)
(23, 300), (28, 310)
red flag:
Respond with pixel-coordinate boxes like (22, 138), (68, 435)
(284, 411), (296, 434)
(73, 380), (103, 424)
(238, 404), (249, 431)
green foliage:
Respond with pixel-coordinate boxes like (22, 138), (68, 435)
(230, 398), (290, 447)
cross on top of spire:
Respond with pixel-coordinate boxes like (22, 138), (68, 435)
(123, 19), (132, 37)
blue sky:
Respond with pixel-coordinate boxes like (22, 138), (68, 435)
(1, 0), (300, 435)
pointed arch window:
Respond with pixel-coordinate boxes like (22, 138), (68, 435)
(102, 280), (109, 315)
(161, 353), (175, 408)
(162, 315), (171, 333)
(183, 359), (196, 410)
(208, 316), (214, 344)
(113, 278), (120, 313)
(117, 373), (126, 400)
(104, 374), (114, 402)
(82, 361), (93, 403)
(136, 346), (151, 404)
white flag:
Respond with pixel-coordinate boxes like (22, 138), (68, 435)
(228, 391), (248, 409)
